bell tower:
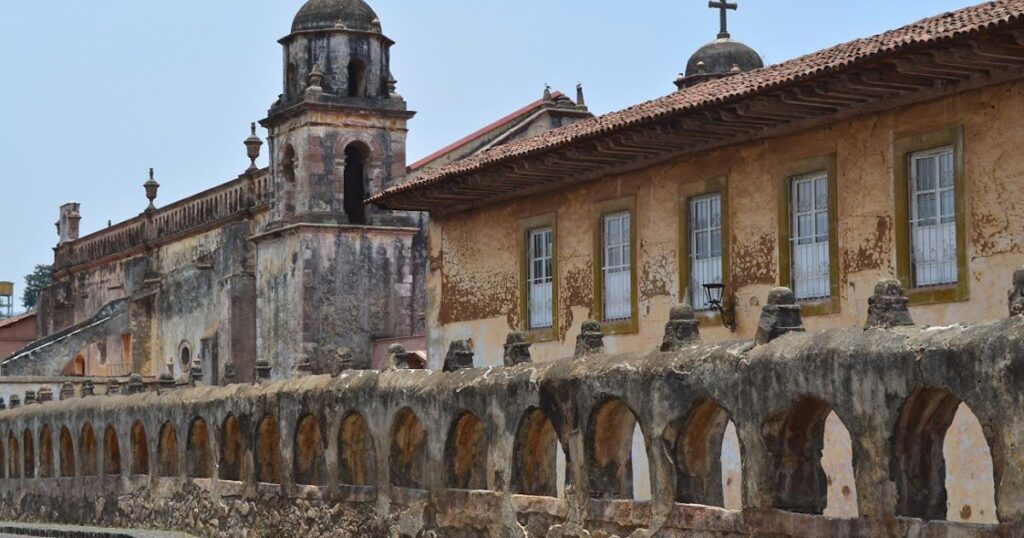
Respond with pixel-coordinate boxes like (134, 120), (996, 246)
(255, 0), (424, 378)
(262, 0), (414, 226)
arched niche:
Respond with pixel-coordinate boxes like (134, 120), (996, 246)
(219, 414), (244, 482)
(338, 411), (376, 486)
(59, 426), (75, 477)
(294, 414), (326, 486)
(39, 425), (53, 478)
(22, 429), (34, 478)
(104, 425), (120, 476)
(255, 414), (282, 484)
(513, 407), (569, 498)
(444, 412), (488, 490)
(763, 397), (858, 517)
(157, 422), (178, 477)
(7, 432), (19, 479)
(343, 142), (369, 225)
(80, 423), (98, 476)
(664, 398), (736, 507)
(587, 398), (650, 500)
(894, 387), (998, 523)
(389, 407), (426, 489)
(130, 421), (148, 476)
(187, 417), (212, 478)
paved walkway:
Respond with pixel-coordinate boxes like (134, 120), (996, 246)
(0, 522), (194, 538)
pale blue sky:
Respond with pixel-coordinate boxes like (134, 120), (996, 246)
(0, 0), (974, 309)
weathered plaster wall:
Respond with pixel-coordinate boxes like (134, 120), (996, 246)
(255, 225), (420, 377)
(427, 80), (1024, 363)
(0, 309), (1016, 537)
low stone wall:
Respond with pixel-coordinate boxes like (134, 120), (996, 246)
(0, 287), (1021, 536)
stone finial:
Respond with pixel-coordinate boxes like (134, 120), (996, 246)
(128, 374), (145, 395)
(295, 355), (315, 377)
(661, 304), (701, 352)
(158, 372), (176, 393)
(576, 83), (587, 108)
(543, 84), (553, 102)
(106, 379), (121, 396)
(574, 320), (605, 358)
(503, 332), (532, 367)
(24, 390), (36, 405)
(8, 395), (19, 409)
(0, 398), (6, 410)
(59, 382), (75, 401)
(1009, 268), (1024, 317)
(865, 279), (915, 329)
(305, 64), (324, 96)
(255, 359), (272, 383)
(81, 380), (95, 397)
(443, 340), (475, 372)
(144, 168), (160, 212)
(244, 123), (263, 173)
(223, 361), (237, 383)
(190, 360), (204, 385)
(38, 386), (53, 403)
(755, 287), (805, 345)
(388, 344), (425, 370)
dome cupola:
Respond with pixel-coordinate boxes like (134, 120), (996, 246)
(675, 1), (764, 89)
(291, 0), (382, 34)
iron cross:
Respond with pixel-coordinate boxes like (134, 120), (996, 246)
(709, 0), (738, 39)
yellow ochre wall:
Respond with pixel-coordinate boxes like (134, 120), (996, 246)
(428, 81), (1024, 369)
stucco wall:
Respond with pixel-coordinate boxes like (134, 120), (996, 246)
(427, 80), (1024, 364)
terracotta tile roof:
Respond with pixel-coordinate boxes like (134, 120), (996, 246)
(372, 0), (1024, 205)
(0, 312), (35, 331)
(409, 92), (566, 171)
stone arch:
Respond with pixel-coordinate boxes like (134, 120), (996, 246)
(59, 426), (74, 477)
(389, 407), (426, 489)
(894, 387), (997, 523)
(763, 396), (857, 516)
(130, 421), (148, 476)
(445, 412), (488, 490)
(22, 429), (34, 478)
(69, 354), (86, 376)
(587, 398), (649, 500)
(338, 411), (376, 486)
(104, 425), (120, 476)
(219, 414), (243, 481)
(39, 425), (53, 478)
(255, 414), (282, 484)
(7, 432), (19, 478)
(157, 422), (178, 477)
(186, 417), (212, 478)
(343, 142), (369, 225)
(294, 414), (326, 486)
(664, 398), (736, 507)
(80, 423), (97, 476)
(513, 407), (567, 497)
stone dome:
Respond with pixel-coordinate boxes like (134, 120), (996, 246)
(291, 0), (381, 33)
(685, 38), (764, 78)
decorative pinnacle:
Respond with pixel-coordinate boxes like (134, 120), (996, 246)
(143, 168), (160, 212)
(244, 122), (264, 173)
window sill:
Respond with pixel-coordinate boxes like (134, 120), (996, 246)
(797, 297), (840, 317)
(524, 327), (558, 344)
(905, 284), (969, 306)
(600, 318), (639, 336)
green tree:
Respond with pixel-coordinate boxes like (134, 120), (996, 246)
(22, 264), (53, 310)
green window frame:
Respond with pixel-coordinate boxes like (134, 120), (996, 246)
(893, 126), (969, 305)
(679, 177), (730, 326)
(519, 214), (559, 342)
(592, 197), (638, 334)
(777, 154), (840, 317)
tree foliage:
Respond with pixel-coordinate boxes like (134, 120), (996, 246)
(22, 264), (53, 310)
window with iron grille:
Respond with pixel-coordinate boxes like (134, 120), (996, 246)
(909, 146), (957, 288)
(789, 172), (830, 300)
(527, 227), (554, 330)
(602, 211), (632, 321)
(689, 193), (723, 311)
